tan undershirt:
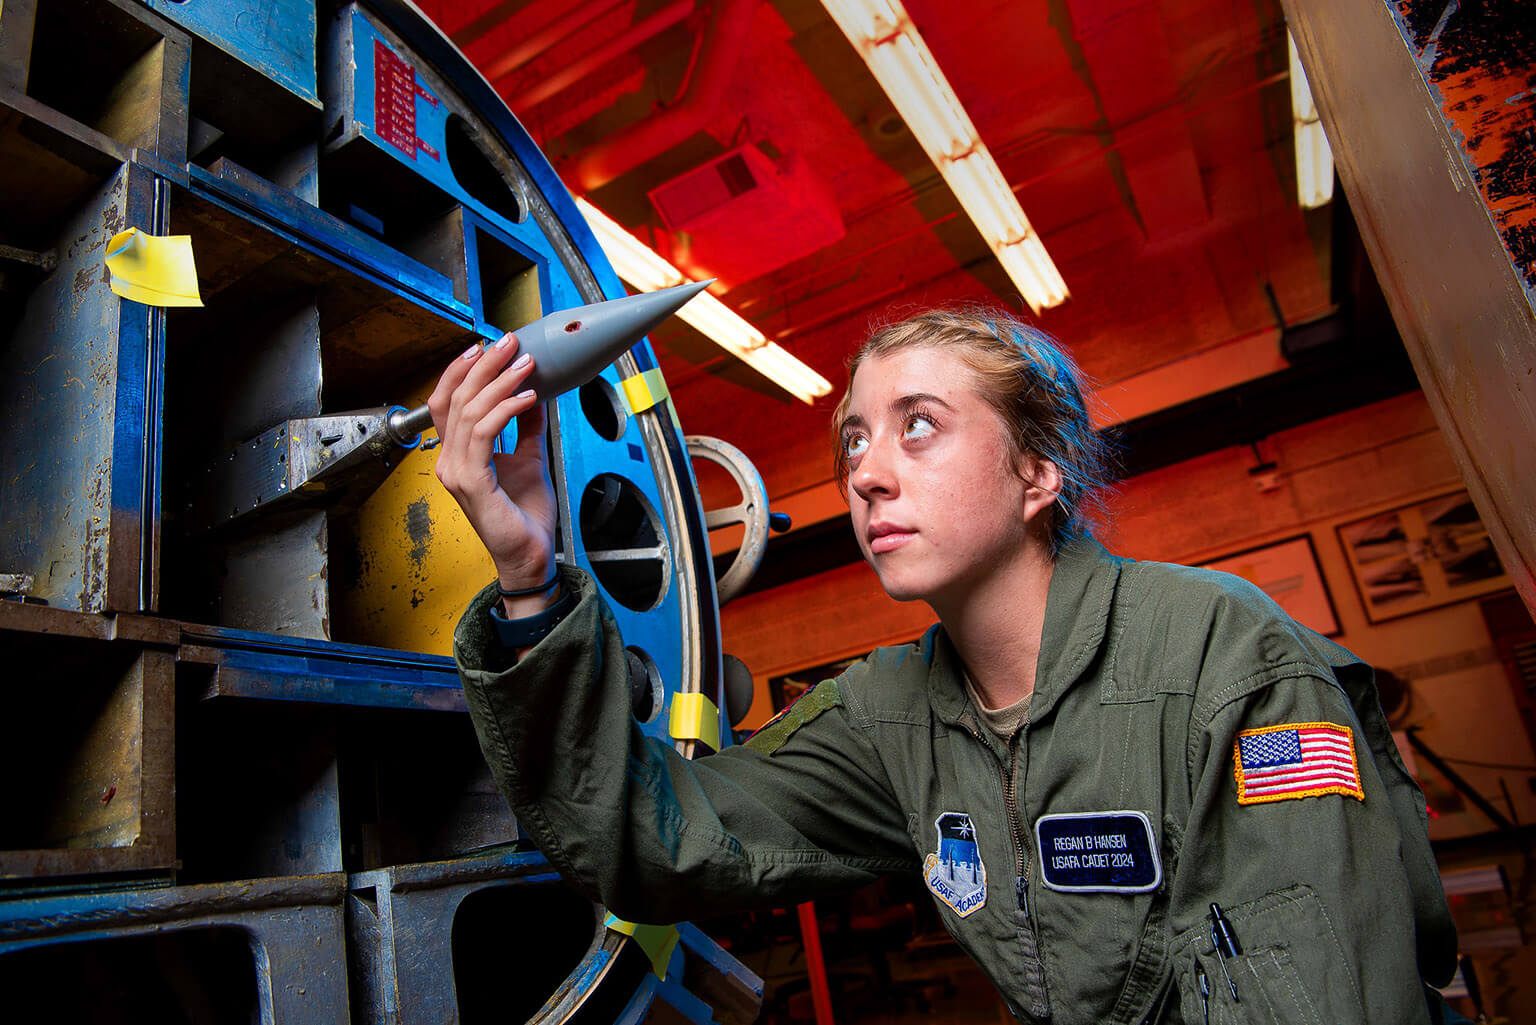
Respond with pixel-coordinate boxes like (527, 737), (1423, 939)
(963, 672), (1031, 741)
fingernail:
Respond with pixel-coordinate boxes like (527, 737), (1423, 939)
(461, 343), (481, 360)
(512, 353), (531, 370)
(516, 389), (535, 400)
(493, 333), (513, 350)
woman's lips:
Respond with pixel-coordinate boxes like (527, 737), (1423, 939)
(869, 530), (916, 554)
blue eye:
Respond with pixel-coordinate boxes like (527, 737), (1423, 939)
(904, 415), (935, 440)
(844, 434), (868, 459)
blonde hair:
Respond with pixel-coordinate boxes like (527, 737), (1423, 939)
(833, 307), (1114, 552)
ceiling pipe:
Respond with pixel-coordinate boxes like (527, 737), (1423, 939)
(562, 0), (759, 193)
(508, 0), (696, 111)
(483, 0), (630, 85)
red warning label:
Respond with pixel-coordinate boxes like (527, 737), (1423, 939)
(375, 39), (417, 158)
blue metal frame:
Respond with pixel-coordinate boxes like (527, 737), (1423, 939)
(295, 2), (728, 749)
(462, 203), (553, 342)
(109, 165), (161, 610)
(2, 0), (759, 1017)
(183, 624), (460, 704)
(184, 163), (472, 324)
(138, 0), (320, 106)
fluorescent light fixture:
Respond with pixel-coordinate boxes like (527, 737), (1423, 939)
(575, 198), (833, 404)
(1288, 31), (1334, 209)
(821, 0), (1068, 314)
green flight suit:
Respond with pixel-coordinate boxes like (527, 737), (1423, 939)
(455, 540), (1456, 1024)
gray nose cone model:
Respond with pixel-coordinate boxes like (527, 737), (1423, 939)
(199, 280), (711, 529)
(386, 279), (712, 446)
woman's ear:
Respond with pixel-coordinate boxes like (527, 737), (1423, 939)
(1020, 456), (1061, 526)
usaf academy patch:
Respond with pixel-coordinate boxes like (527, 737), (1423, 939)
(923, 812), (987, 917)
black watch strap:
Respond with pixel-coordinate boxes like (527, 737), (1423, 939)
(488, 585), (578, 649)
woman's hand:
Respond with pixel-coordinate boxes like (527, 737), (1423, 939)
(428, 333), (558, 614)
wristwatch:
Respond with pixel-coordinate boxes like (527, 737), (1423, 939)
(488, 584), (579, 649)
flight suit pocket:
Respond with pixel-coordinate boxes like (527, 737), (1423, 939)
(1173, 886), (1365, 1025)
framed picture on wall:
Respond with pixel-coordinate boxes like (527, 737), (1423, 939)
(1336, 489), (1511, 624)
(1197, 534), (1340, 636)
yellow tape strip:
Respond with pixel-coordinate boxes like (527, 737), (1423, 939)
(104, 228), (204, 307)
(603, 913), (680, 979)
(620, 368), (669, 414)
(669, 692), (721, 752)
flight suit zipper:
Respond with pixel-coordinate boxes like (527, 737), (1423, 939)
(964, 708), (1050, 1019)
(961, 711), (1033, 907)
(1002, 720), (1030, 913)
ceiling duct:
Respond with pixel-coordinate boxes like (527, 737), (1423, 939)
(648, 145), (845, 288)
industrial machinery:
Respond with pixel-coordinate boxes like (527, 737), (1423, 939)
(0, 0), (767, 1020)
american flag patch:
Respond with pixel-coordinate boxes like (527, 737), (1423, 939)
(1233, 722), (1363, 805)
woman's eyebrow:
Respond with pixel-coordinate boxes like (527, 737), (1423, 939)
(893, 393), (955, 417)
(840, 393), (955, 436)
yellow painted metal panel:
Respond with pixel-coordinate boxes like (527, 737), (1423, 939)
(331, 378), (495, 656)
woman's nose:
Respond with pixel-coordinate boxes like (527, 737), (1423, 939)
(850, 439), (896, 501)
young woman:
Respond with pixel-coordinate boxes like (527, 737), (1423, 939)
(430, 309), (1456, 1024)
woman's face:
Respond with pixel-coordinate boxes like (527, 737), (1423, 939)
(840, 346), (1036, 603)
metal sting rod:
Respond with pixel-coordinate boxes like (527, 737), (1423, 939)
(385, 280), (712, 446)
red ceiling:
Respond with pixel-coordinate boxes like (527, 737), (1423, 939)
(415, 0), (1329, 506)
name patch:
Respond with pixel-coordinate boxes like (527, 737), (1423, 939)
(1034, 811), (1162, 894)
(923, 812), (987, 917)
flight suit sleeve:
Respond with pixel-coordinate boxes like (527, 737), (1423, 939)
(453, 567), (918, 925)
(1166, 669), (1440, 1025)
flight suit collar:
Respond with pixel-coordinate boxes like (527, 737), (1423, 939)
(927, 537), (1123, 730)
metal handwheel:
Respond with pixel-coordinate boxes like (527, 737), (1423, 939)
(687, 435), (773, 606)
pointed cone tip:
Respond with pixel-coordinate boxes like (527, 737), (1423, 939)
(615, 279), (712, 323)
(673, 278), (712, 304)
(562, 280), (709, 351)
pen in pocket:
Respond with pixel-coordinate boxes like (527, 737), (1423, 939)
(1208, 902), (1242, 1002)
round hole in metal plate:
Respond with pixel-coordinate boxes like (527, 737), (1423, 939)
(625, 646), (664, 724)
(578, 377), (626, 442)
(444, 114), (525, 226)
(578, 473), (668, 611)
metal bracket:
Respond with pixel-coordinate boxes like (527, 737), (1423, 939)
(200, 407), (411, 528)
